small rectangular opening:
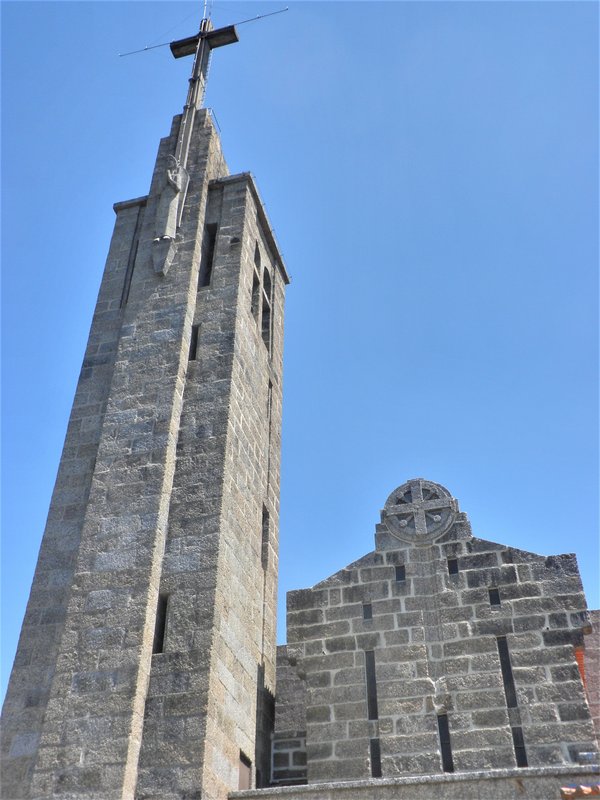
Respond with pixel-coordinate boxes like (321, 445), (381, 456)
(198, 223), (217, 288)
(238, 751), (252, 790)
(261, 506), (270, 570)
(437, 714), (454, 773)
(497, 636), (518, 708)
(447, 558), (459, 575)
(369, 738), (382, 778)
(152, 594), (168, 654)
(511, 726), (528, 767)
(395, 564), (406, 582)
(489, 587), (501, 607)
(363, 603), (373, 620)
(189, 324), (199, 361)
(365, 650), (379, 720)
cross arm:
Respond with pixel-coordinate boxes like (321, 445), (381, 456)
(170, 25), (239, 59)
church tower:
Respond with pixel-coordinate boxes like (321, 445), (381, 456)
(1, 18), (289, 800)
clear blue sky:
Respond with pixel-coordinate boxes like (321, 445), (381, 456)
(2, 1), (598, 702)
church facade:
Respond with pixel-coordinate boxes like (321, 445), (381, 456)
(1, 16), (598, 800)
(268, 479), (598, 794)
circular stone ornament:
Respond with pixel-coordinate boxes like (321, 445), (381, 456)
(382, 478), (458, 544)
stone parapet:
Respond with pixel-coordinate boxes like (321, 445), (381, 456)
(233, 765), (599, 800)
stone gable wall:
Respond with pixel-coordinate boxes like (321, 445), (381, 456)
(284, 483), (597, 785)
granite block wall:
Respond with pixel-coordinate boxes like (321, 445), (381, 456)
(283, 479), (597, 785)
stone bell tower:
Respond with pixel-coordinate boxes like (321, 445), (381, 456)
(1, 17), (288, 800)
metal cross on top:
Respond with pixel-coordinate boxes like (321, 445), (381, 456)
(384, 479), (458, 541)
(170, 17), (238, 173)
(152, 16), (238, 275)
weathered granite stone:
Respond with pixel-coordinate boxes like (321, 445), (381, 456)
(278, 480), (598, 786)
(1, 106), (288, 800)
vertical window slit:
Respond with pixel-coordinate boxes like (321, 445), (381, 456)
(261, 267), (272, 352)
(364, 650), (379, 720)
(152, 594), (168, 654)
(363, 603), (373, 620)
(511, 726), (528, 767)
(189, 324), (199, 361)
(198, 223), (217, 288)
(261, 506), (270, 570)
(251, 270), (260, 320)
(369, 738), (382, 778)
(395, 564), (405, 582)
(437, 714), (454, 773)
(496, 636), (518, 708)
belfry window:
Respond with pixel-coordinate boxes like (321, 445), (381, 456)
(261, 267), (272, 352)
(251, 243), (261, 320)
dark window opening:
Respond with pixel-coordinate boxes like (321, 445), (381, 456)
(152, 594), (168, 654)
(395, 564), (406, 582)
(238, 751), (252, 790)
(189, 324), (199, 361)
(261, 506), (270, 570)
(198, 223), (217, 288)
(489, 587), (501, 607)
(363, 603), (373, 620)
(511, 726), (528, 767)
(437, 714), (454, 773)
(251, 270), (260, 321)
(261, 267), (272, 352)
(497, 636), (518, 708)
(370, 738), (382, 778)
(447, 558), (459, 575)
(365, 650), (379, 720)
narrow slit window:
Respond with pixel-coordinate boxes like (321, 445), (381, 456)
(369, 738), (382, 778)
(189, 324), (199, 361)
(437, 714), (454, 773)
(261, 267), (272, 352)
(511, 726), (528, 767)
(489, 587), (501, 607)
(363, 603), (373, 620)
(261, 505), (270, 570)
(251, 270), (260, 321)
(198, 223), (217, 288)
(447, 558), (459, 575)
(238, 751), (252, 790)
(395, 564), (406, 582)
(152, 594), (168, 654)
(497, 636), (518, 708)
(364, 650), (379, 720)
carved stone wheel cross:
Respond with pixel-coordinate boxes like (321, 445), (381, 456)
(383, 479), (458, 544)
